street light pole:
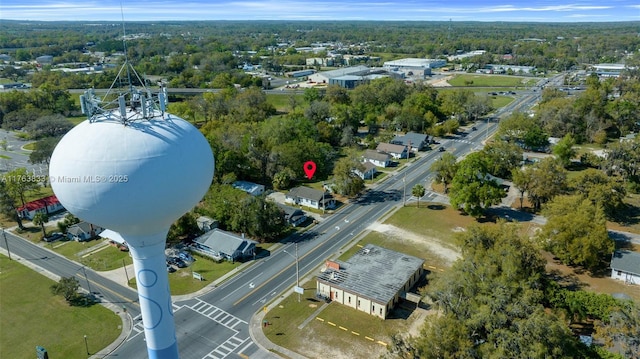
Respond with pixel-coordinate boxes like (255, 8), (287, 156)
(84, 335), (89, 356)
(284, 243), (301, 302)
(403, 173), (406, 206)
(81, 266), (92, 295)
(2, 227), (11, 260)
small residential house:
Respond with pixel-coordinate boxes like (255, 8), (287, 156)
(316, 244), (424, 319)
(193, 229), (257, 262)
(196, 216), (218, 233)
(67, 221), (104, 242)
(277, 204), (307, 227)
(354, 161), (377, 180)
(232, 180), (265, 196)
(376, 143), (408, 159)
(362, 149), (391, 168)
(17, 195), (64, 220)
(611, 250), (640, 285)
(285, 186), (335, 210)
(391, 132), (430, 152)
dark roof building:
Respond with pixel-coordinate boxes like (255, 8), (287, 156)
(390, 132), (430, 151)
(316, 244), (424, 319)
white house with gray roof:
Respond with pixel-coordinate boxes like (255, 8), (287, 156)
(285, 186), (335, 210)
(194, 229), (257, 262)
(316, 244), (424, 319)
(611, 250), (640, 285)
(376, 142), (408, 159)
(362, 149), (391, 168)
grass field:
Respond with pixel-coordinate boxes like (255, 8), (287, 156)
(448, 74), (534, 87)
(266, 93), (302, 113)
(0, 256), (121, 359)
(264, 281), (410, 358)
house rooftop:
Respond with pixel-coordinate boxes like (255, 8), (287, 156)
(17, 195), (59, 212)
(317, 244), (424, 304)
(287, 186), (330, 202)
(363, 149), (391, 162)
(611, 250), (640, 276)
(195, 228), (257, 256)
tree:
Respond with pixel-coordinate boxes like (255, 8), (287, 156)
(418, 223), (581, 358)
(511, 166), (533, 210)
(50, 276), (80, 303)
(570, 168), (626, 220)
(449, 152), (505, 217)
(430, 152), (458, 193)
(595, 301), (640, 359)
(167, 212), (201, 245)
(332, 154), (365, 197)
(0, 180), (24, 229)
(32, 212), (49, 238)
(553, 133), (577, 167)
(4, 168), (40, 207)
(24, 114), (74, 139)
(57, 212), (80, 233)
(481, 140), (523, 179)
(29, 136), (60, 166)
(526, 158), (568, 211)
(538, 195), (614, 271)
(412, 184), (425, 208)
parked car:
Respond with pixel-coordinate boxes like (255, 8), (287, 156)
(174, 258), (187, 268)
(438, 147), (446, 152)
(43, 232), (64, 242)
(167, 264), (176, 273)
(178, 252), (193, 262)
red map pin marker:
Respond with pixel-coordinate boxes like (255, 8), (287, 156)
(303, 161), (316, 179)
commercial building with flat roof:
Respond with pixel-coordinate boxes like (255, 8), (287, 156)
(316, 244), (424, 319)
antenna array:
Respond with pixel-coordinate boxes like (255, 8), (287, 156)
(79, 5), (168, 125)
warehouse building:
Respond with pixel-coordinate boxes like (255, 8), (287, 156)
(316, 244), (424, 319)
(383, 58), (447, 78)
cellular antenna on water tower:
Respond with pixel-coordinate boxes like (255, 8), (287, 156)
(49, 6), (214, 359)
(78, 5), (168, 125)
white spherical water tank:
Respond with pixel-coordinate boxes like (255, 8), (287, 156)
(50, 111), (214, 359)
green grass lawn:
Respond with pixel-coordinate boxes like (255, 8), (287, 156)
(448, 74), (532, 87)
(0, 256), (121, 359)
(22, 142), (36, 151)
(266, 93), (302, 113)
(264, 281), (409, 357)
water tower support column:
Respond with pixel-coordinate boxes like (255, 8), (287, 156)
(127, 235), (179, 359)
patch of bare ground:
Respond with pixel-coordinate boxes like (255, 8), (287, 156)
(298, 327), (386, 359)
(544, 251), (640, 303)
(367, 222), (461, 264)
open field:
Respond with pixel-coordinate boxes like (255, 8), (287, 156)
(266, 93), (303, 113)
(448, 74), (536, 87)
(0, 256), (121, 359)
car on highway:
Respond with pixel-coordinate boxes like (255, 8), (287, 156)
(438, 147), (446, 152)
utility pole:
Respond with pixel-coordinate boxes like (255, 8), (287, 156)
(403, 173), (406, 206)
(122, 258), (130, 284)
(84, 335), (89, 356)
(2, 227), (10, 260)
(295, 242), (300, 303)
(81, 266), (92, 295)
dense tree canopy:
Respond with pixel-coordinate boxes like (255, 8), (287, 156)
(419, 224), (582, 358)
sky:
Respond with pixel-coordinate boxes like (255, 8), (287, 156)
(1, 0), (640, 22)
